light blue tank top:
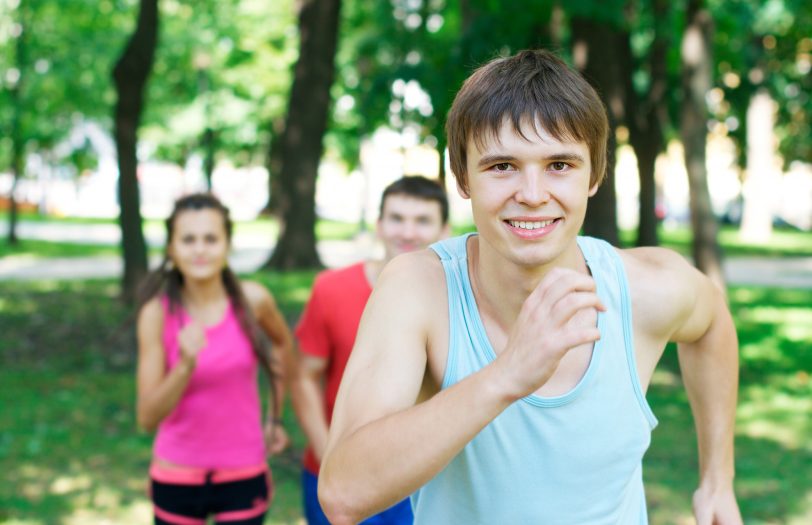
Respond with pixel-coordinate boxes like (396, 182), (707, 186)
(412, 234), (658, 524)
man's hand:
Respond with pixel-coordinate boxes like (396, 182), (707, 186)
(693, 484), (743, 525)
(496, 267), (605, 400)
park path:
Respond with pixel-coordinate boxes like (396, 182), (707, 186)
(1, 220), (811, 288)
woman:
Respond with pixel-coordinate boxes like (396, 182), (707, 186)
(136, 193), (293, 524)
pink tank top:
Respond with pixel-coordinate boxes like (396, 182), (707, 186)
(154, 296), (265, 468)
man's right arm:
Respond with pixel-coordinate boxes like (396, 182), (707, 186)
(318, 253), (516, 525)
(318, 255), (604, 524)
(290, 353), (330, 462)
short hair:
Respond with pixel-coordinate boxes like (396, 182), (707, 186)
(379, 176), (449, 225)
(445, 49), (609, 194)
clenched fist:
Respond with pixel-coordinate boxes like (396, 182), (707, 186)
(177, 321), (207, 371)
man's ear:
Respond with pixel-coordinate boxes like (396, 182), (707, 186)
(588, 180), (600, 197)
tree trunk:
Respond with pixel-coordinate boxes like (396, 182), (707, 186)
(264, 116), (286, 215)
(265, 0), (341, 270)
(7, 0), (27, 245)
(739, 89), (776, 242)
(571, 17), (622, 246)
(635, 146), (660, 246)
(680, 0), (724, 286)
(436, 134), (447, 188)
(624, 0), (669, 247)
(203, 127), (214, 191)
(112, 0), (158, 300)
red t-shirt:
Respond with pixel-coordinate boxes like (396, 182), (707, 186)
(295, 262), (372, 474)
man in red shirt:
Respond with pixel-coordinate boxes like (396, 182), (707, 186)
(292, 176), (449, 525)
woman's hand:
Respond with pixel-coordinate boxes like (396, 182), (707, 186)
(264, 420), (290, 456)
(177, 321), (206, 370)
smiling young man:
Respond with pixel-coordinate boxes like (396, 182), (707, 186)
(291, 176), (449, 525)
(318, 50), (743, 525)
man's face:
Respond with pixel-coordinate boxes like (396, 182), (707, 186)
(377, 194), (448, 261)
(462, 118), (597, 268)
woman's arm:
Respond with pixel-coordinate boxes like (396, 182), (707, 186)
(135, 298), (201, 431)
(243, 280), (295, 453)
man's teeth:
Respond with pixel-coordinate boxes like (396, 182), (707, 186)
(508, 219), (555, 230)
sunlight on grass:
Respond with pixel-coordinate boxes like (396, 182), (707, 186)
(650, 368), (682, 388)
(741, 338), (785, 364)
(738, 384), (812, 450)
(740, 306), (812, 328)
(787, 490), (812, 525)
(62, 497), (151, 525)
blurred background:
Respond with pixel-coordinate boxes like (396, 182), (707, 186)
(0, 0), (810, 523)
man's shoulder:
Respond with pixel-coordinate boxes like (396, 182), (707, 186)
(617, 245), (691, 280)
(377, 250), (446, 296)
(617, 245), (709, 329)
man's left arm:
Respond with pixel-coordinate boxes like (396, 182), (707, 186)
(673, 269), (743, 525)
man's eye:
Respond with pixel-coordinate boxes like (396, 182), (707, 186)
(550, 162), (568, 171)
(493, 162), (512, 171)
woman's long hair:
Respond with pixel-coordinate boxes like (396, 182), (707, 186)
(136, 193), (278, 417)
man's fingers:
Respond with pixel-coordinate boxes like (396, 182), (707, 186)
(559, 325), (602, 352)
(553, 291), (605, 321)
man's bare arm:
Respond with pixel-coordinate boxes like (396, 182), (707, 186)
(319, 253), (605, 525)
(290, 353), (330, 462)
(675, 276), (742, 524)
(626, 248), (742, 525)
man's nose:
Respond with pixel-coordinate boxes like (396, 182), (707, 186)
(515, 171), (551, 206)
(401, 221), (418, 239)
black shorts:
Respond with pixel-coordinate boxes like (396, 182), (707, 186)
(149, 463), (272, 525)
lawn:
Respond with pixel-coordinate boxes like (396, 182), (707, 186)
(1, 231), (811, 523)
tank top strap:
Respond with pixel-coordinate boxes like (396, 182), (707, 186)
(576, 236), (657, 428)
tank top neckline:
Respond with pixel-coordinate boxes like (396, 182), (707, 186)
(166, 296), (234, 333)
(450, 232), (606, 407)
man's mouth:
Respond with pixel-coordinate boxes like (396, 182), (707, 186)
(505, 218), (557, 230)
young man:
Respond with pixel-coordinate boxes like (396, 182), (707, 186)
(292, 176), (450, 525)
(319, 50), (743, 525)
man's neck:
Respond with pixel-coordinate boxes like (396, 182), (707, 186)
(363, 259), (386, 287)
(468, 235), (586, 332)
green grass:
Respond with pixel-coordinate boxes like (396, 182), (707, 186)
(1, 277), (810, 523)
(0, 275), (316, 524)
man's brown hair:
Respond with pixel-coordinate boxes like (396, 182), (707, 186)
(445, 49), (609, 194)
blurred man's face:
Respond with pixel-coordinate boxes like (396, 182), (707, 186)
(377, 194), (448, 261)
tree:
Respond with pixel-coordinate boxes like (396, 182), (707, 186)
(680, 0), (724, 286)
(265, 0), (342, 270)
(569, 3), (625, 246)
(621, 0), (670, 247)
(112, 0), (159, 300)
(6, 0), (27, 245)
